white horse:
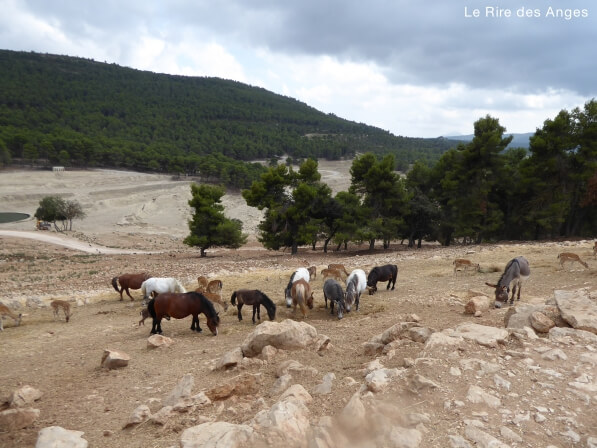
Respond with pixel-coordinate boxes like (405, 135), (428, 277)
(345, 269), (367, 312)
(141, 277), (186, 304)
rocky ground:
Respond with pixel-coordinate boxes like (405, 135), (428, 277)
(0, 168), (596, 447)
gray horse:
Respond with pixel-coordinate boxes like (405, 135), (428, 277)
(486, 256), (530, 308)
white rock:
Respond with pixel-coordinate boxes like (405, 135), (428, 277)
(35, 426), (88, 448)
(180, 421), (254, 448)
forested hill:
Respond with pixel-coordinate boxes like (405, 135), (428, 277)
(0, 50), (457, 182)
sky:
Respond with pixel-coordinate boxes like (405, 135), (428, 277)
(1, 0), (595, 138)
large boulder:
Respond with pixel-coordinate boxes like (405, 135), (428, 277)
(100, 349), (130, 369)
(450, 323), (508, 348)
(241, 320), (320, 357)
(9, 385), (43, 408)
(555, 289), (597, 334)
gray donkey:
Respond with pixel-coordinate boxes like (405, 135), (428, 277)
(486, 256), (530, 308)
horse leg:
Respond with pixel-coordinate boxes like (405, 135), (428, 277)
(119, 287), (124, 301)
(151, 317), (162, 335)
(509, 284), (517, 305)
(356, 292), (360, 311)
(194, 314), (202, 333)
(330, 300), (335, 315)
(237, 304), (243, 322)
(251, 305), (257, 324)
(256, 304), (261, 321)
(125, 287), (135, 301)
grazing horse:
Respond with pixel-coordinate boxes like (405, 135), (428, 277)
(367, 264), (398, 295)
(323, 279), (346, 319)
(148, 292), (220, 335)
(231, 289), (276, 323)
(111, 272), (152, 301)
(141, 277), (186, 304)
(345, 269), (367, 312)
(485, 256), (530, 308)
(284, 268), (310, 308)
(291, 279), (314, 318)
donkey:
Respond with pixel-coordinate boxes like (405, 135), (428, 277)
(485, 256), (530, 308)
(323, 278), (346, 319)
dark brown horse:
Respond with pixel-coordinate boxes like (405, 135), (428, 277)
(367, 264), (398, 295)
(111, 272), (152, 301)
(231, 289), (276, 323)
(148, 292), (220, 335)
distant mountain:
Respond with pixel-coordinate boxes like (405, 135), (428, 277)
(445, 132), (533, 149)
(0, 49), (459, 175)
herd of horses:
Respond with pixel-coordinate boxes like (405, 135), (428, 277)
(106, 247), (594, 337)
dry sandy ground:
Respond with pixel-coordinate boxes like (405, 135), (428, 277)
(0, 165), (596, 447)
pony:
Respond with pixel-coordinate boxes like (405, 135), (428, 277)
(345, 269), (367, 312)
(284, 267), (310, 308)
(141, 277), (186, 304)
(231, 289), (276, 323)
(147, 292), (220, 336)
(323, 278), (346, 319)
(291, 279), (314, 318)
(111, 272), (152, 301)
(0, 303), (22, 331)
(367, 264), (398, 295)
(485, 256), (530, 308)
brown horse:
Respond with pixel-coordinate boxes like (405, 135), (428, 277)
(231, 289), (276, 323)
(148, 292), (220, 336)
(112, 273), (152, 301)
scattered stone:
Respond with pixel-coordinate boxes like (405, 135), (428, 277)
(9, 385), (42, 408)
(365, 368), (402, 392)
(466, 385), (501, 408)
(499, 426), (522, 443)
(530, 311), (555, 333)
(464, 425), (509, 448)
(123, 405), (151, 428)
(180, 421), (254, 448)
(215, 347), (244, 370)
(241, 319), (319, 357)
(451, 323), (508, 348)
(100, 349), (130, 370)
(313, 373), (336, 395)
(464, 296), (491, 315)
(147, 334), (174, 348)
(163, 373), (194, 407)
(150, 406), (173, 425)
(35, 426), (88, 448)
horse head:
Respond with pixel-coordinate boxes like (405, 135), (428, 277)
(306, 292), (314, 310)
(206, 312), (220, 336)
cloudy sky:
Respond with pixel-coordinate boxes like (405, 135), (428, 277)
(1, 0), (595, 137)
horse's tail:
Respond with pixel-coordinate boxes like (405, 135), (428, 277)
(147, 298), (156, 319)
(111, 276), (119, 292)
(231, 291), (237, 305)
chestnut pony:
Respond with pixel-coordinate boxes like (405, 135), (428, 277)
(148, 292), (220, 336)
(111, 272), (152, 301)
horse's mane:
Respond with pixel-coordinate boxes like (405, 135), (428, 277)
(190, 292), (219, 321)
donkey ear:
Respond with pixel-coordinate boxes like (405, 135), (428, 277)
(485, 282), (498, 288)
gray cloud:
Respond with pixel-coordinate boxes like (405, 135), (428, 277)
(15, 0), (596, 96)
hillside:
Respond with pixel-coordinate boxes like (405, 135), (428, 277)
(0, 49), (459, 180)
(445, 132), (533, 149)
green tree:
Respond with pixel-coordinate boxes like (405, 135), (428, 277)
(34, 196), (67, 231)
(349, 153), (407, 249)
(62, 199), (87, 231)
(184, 184), (247, 257)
